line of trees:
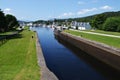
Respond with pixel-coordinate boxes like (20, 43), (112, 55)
(0, 9), (19, 32)
(91, 13), (120, 32)
(103, 17), (120, 32)
(55, 11), (120, 32)
(33, 11), (120, 32)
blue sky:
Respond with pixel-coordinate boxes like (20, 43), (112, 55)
(0, 0), (120, 21)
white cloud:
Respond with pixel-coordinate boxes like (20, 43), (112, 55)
(56, 5), (113, 19)
(57, 12), (74, 18)
(100, 5), (112, 10)
(77, 8), (97, 15)
(63, 12), (74, 16)
(78, 1), (85, 5)
(4, 8), (11, 11)
(4, 8), (12, 14)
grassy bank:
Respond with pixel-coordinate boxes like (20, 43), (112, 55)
(0, 28), (40, 80)
(65, 30), (120, 48)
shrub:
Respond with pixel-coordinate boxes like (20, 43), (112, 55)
(103, 17), (120, 32)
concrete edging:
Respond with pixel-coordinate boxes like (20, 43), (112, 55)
(36, 33), (58, 80)
(55, 31), (120, 71)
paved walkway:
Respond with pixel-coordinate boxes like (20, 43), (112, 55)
(71, 29), (120, 38)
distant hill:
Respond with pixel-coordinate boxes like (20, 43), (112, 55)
(33, 11), (120, 24)
(18, 20), (34, 24)
(55, 11), (120, 22)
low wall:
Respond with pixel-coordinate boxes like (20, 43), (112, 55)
(54, 31), (120, 71)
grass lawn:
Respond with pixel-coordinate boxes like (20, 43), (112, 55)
(84, 30), (120, 36)
(65, 30), (120, 48)
(0, 27), (40, 80)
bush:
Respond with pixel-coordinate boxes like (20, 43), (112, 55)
(91, 14), (107, 30)
(103, 17), (120, 32)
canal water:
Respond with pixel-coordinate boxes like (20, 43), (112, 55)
(33, 27), (119, 80)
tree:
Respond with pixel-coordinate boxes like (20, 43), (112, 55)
(91, 14), (107, 30)
(103, 17), (120, 32)
(6, 14), (19, 30)
(0, 9), (7, 32)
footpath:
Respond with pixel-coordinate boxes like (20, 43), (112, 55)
(71, 29), (120, 38)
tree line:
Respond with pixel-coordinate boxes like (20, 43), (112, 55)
(44, 11), (120, 32)
(70, 11), (120, 32)
(91, 14), (120, 32)
(0, 9), (19, 32)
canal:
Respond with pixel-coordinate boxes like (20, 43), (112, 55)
(34, 27), (119, 80)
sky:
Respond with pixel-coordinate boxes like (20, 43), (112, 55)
(0, 0), (120, 21)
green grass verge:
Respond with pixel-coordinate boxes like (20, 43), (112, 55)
(84, 30), (120, 36)
(65, 30), (120, 48)
(0, 28), (40, 80)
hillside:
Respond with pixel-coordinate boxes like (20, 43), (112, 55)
(54, 11), (120, 22)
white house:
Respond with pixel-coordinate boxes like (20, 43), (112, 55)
(71, 21), (91, 30)
(27, 23), (33, 26)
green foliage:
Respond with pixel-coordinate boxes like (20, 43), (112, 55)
(33, 11), (120, 31)
(0, 9), (18, 32)
(51, 11), (120, 23)
(6, 14), (19, 30)
(103, 17), (120, 32)
(0, 9), (7, 32)
(91, 14), (107, 29)
(90, 11), (120, 31)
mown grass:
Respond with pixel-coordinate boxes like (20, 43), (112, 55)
(65, 30), (120, 48)
(84, 30), (120, 36)
(0, 27), (40, 80)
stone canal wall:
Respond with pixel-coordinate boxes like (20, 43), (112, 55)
(54, 31), (120, 71)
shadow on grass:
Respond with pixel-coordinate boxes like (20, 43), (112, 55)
(7, 34), (23, 39)
(0, 33), (23, 46)
(54, 35), (120, 80)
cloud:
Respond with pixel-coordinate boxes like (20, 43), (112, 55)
(56, 5), (113, 19)
(63, 12), (74, 16)
(4, 8), (12, 14)
(77, 8), (97, 15)
(100, 5), (112, 10)
(78, 1), (85, 5)
(57, 12), (74, 18)
(4, 8), (11, 11)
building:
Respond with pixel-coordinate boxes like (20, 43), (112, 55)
(71, 21), (91, 30)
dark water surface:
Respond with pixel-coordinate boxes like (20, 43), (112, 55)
(34, 27), (119, 80)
